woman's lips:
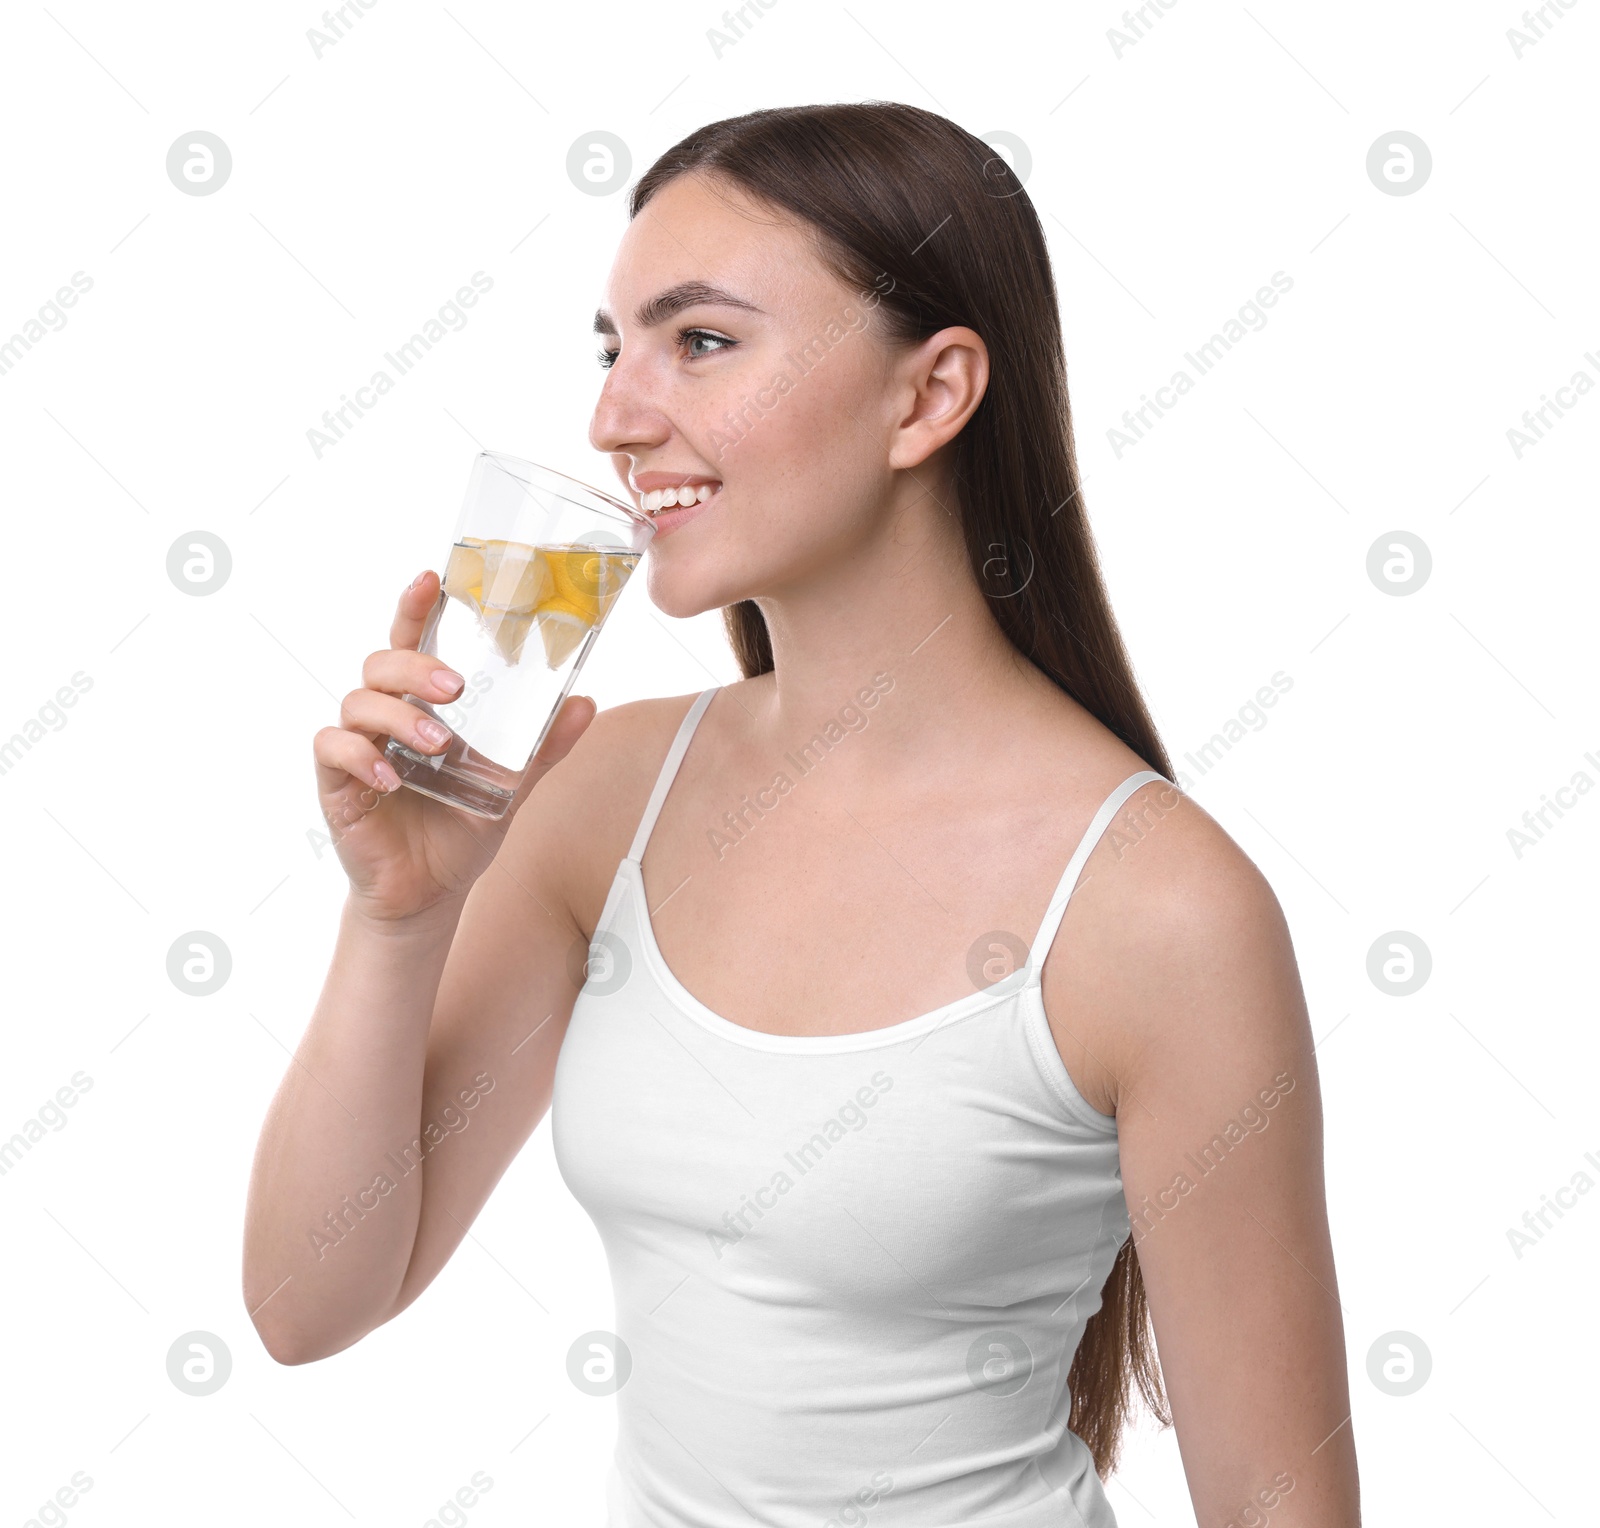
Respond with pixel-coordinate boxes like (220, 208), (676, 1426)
(646, 487), (717, 538)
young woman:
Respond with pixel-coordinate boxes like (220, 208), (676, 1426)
(245, 104), (1360, 1527)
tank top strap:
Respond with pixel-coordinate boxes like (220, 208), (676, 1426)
(626, 687), (720, 863)
(1026, 769), (1173, 978)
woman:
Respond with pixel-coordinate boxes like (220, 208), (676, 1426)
(244, 103), (1360, 1527)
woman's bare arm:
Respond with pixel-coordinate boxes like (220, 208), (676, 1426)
(242, 700), (659, 1364)
(1046, 792), (1361, 1525)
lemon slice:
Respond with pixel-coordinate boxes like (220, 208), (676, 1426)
(446, 537), (638, 667)
(488, 609), (536, 665)
(535, 609), (591, 668)
(529, 547), (640, 668)
(469, 540), (552, 664)
(482, 540), (553, 613)
(442, 539), (487, 607)
(538, 548), (631, 621)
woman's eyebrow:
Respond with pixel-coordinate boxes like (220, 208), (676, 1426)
(592, 280), (765, 336)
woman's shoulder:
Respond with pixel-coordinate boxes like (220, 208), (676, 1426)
(1037, 753), (1303, 1119)
(514, 680), (759, 933)
(559, 675), (764, 797)
(567, 685), (709, 778)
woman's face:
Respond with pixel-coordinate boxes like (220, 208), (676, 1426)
(589, 172), (907, 620)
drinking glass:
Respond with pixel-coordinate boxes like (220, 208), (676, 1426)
(383, 451), (653, 819)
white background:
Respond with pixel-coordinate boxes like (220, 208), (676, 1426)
(2, 1), (1595, 1524)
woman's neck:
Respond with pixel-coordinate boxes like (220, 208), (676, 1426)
(741, 488), (1068, 787)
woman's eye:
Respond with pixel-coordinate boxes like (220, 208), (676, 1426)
(682, 328), (733, 359)
(595, 330), (733, 370)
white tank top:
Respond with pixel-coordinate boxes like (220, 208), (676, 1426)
(552, 686), (1168, 1527)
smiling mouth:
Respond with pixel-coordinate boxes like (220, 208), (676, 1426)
(639, 483), (720, 516)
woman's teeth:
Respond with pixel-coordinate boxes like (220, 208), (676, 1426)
(642, 484), (717, 514)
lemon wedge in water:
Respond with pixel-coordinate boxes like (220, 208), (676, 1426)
(442, 538), (638, 668)
(535, 610), (591, 668)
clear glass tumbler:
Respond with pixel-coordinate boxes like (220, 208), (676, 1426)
(384, 452), (654, 819)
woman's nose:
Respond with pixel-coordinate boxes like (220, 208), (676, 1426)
(589, 355), (669, 459)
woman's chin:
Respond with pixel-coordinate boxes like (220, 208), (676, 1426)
(643, 564), (750, 622)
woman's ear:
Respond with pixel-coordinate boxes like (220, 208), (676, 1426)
(886, 326), (990, 471)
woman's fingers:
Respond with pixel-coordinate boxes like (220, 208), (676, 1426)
(339, 688), (456, 756)
(312, 723), (396, 801)
(360, 646), (465, 704)
(310, 571), (463, 827)
(389, 569), (440, 652)
(323, 572), (596, 822)
(313, 652), (462, 804)
(535, 693), (597, 766)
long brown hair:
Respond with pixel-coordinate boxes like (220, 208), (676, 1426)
(629, 102), (1173, 1478)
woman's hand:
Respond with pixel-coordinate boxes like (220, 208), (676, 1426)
(312, 569), (596, 923)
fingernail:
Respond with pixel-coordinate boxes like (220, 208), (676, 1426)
(432, 668), (464, 695)
(409, 570), (428, 589)
(374, 760), (401, 791)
